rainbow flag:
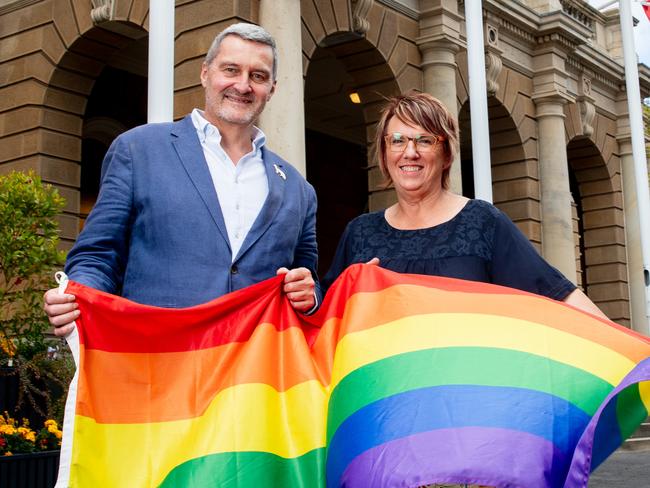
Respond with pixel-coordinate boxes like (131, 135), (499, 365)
(56, 264), (650, 487)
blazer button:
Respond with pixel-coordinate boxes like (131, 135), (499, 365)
(230, 265), (238, 275)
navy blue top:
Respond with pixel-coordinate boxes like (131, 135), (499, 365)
(323, 199), (576, 300)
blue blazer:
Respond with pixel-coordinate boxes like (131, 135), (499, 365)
(65, 116), (319, 308)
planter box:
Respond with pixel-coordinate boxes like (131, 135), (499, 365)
(0, 450), (60, 488)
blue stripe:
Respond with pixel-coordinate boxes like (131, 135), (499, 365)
(325, 384), (591, 487)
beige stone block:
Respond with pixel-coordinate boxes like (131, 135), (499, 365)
(0, 106), (41, 137)
(514, 220), (541, 243)
(378, 11), (398, 60)
(0, 131), (40, 162)
(369, 188), (397, 211)
(495, 199), (541, 222)
(175, 58), (203, 91)
(57, 51), (104, 78)
(176, 23), (226, 65)
(0, 53), (53, 86)
(365, 3), (385, 47)
(0, 25), (43, 63)
(585, 262), (627, 284)
(581, 192), (623, 212)
(317, 0), (338, 34)
(582, 208), (624, 229)
(42, 130), (82, 161)
(332, 0), (352, 31)
(301, 0), (326, 46)
(42, 109), (83, 136)
(584, 244), (627, 265)
(587, 281), (629, 302)
(36, 156), (81, 187)
(81, 25), (134, 49)
(489, 128), (522, 148)
(492, 178), (539, 201)
(388, 38), (411, 77)
(43, 87), (87, 116)
(518, 116), (537, 144)
(574, 165), (612, 183)
(57, 213), (80, 240)
(579, 175), (620, 196)
(490, 144), (526, 165)
(396, 65), (422, 93)
(130, 0), (149, 27)
(594, 300), (630, 322)
(0, 1), (52, 38)
(368, 166), (386, 191)
(0, 159), (41, 175)
(175, 0), (234, 35)
(491, 159), (538, 181)
(397, 13), (418, 40)
(70, 0), (93, 36)
(52, 0), (80, 48)
(584, 226), (625, 247)
(174, 86), (204, 120)
(301, 24), (317, 62)
(564, 103), (580, 141)
(49, 68), (95, 96)
(51, 185), (80, 214)
(511, 92), (535, 129)
(353, 63), (394, 88)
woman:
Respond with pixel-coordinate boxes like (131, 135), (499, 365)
(323, 91), (606, 319)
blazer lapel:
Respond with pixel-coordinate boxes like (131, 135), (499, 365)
(235, 146), (285, 261)
(170, 116), (231, 253)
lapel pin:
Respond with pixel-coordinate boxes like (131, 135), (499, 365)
(273, 163), (286, 181)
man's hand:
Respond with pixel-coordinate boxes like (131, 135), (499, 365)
(276, 267), (316, 313)
(43, 288), (79, 337)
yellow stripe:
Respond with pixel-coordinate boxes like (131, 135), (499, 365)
(639, 380), (650, 414)
(330, 313), (637, 389)
(69, 380), (327, 488)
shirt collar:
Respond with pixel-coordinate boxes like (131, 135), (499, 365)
(191, 108), (266, 153)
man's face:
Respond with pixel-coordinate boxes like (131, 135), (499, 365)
(201, 35), (276, 128)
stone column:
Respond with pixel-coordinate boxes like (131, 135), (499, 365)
(534, 96), (578, 283)
(419, 40), (463, 194)
(619, 135), (647, 333)
(258, 0), (306, 176)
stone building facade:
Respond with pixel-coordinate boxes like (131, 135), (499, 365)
(1, 0), (649, 330)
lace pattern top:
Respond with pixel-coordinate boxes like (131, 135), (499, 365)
(323, 199), (575, 300)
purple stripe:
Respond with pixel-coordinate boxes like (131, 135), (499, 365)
(339, 427), (568, 488)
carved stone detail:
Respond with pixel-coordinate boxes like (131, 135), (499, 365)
(577, 74), (595, 137)
(485, 51), (503, 96)
(352, 0), (373, 34)
(91, 0), (115, 25)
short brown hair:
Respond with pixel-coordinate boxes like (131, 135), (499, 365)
(374, 91), (459, 189)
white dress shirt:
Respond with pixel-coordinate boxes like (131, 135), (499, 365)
(191, 109), (269, 260)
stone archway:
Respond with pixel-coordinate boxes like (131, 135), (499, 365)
(457, 60), (541, 247)
(41, 0), (149, 245)
(564, 108), (629, 325)
(301, 1), (420, 272)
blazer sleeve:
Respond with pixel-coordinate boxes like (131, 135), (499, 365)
(291, 182), (322, 307)
(64, 134), (134, 293)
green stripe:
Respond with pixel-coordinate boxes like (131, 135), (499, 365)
(158, 448), (324, 488)
(616, 384), (648, 440)
(327, 347), (612, 441)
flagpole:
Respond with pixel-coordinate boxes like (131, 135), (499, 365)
(619, 0), (650, 334)
(148, 0), (175, 122)
(464, 0), (493, 203)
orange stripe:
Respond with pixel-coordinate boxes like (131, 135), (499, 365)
(77, 283), (649, 424)
(311, 284), (650, 363)
(76, 324), (327, 423)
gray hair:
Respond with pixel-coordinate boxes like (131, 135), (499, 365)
(205, 23), (278, 81)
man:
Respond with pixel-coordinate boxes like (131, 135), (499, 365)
(44, 23), (319, 334)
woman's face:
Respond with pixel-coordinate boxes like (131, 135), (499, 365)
(383, 117), (447, 198)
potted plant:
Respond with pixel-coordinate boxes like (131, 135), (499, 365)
(0, 412), (62, 487)
(0, 171), (73, 487)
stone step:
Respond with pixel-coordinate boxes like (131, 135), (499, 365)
(629, 423), (650, 439)
(621, 436), (650, 452)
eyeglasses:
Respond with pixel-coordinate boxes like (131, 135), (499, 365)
(384, 132), (444, 153)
